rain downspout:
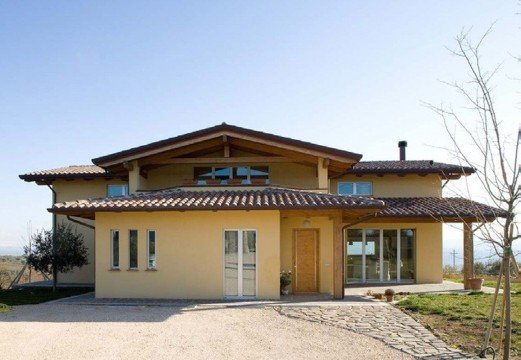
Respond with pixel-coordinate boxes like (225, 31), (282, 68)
(44, 181), (58, 289)
(44, 182), (57, 231)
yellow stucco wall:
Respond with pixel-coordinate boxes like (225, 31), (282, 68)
(331, 174), (442, 197)
(346, 222), (443, 283)
(48, 158), (445, 292)
(280, 216), (334, 295)
(53, 179), (127, 284)
(144, 162), (320, 190)
(95, 210), (280, 299)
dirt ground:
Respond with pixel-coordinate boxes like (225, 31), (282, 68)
(0, 303), (412, 360)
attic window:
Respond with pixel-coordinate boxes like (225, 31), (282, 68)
(338, 182), (372, 196)
(107, 184), (128, 197)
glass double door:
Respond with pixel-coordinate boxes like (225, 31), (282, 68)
(224, 230), (257, 297)
(345, 229), (415, 283)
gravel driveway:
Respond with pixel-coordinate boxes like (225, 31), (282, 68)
(0, 303), (412, 360)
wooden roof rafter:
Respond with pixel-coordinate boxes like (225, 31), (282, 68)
(92, 124), (361, 171)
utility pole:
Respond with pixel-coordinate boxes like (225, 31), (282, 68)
(451, 249), (457, 269)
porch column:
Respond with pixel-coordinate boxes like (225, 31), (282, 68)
(333, 213), (344, 299)
(127, 160), (143, 195)
(463, 221), (474, 290)
(317, 158), (329, 192)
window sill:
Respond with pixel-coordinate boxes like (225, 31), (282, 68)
(146, 268), (157, 272)
(127, 268), (139, 271)
(109, 268), (120, 271)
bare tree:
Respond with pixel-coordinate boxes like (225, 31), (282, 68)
(427, 26), (519, 359)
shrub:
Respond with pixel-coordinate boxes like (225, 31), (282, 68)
(280, 270), (292, 289)
(384, 288), (395, 296)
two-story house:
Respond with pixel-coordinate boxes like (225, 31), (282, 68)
(20, 123), (504, 299)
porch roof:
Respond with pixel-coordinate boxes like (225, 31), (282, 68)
(345, 160), (474, 179)
(369, 197), (508, 223)
(49, 187), (385, 219)
(48, 187), (506, 223)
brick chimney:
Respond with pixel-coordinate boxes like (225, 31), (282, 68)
(398, 141), (407, 161)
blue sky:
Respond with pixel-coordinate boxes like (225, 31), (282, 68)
(1, 1), (519, 262)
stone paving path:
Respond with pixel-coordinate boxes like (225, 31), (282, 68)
(275, 305), (476, 359)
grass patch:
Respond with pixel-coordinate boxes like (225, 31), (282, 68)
(0, 287), (93, 306)
(396, 293), (520, 357)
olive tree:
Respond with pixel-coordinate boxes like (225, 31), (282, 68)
(24, 223), (88, 292)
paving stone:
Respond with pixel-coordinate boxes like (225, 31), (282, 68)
(274, 305), (479, 359)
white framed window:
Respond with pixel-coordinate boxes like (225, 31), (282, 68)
(147, 230), (156, 269)
(108, 184), (128, 197)
(193, 166), (269, 184)
(110, 230), (120, 269)
(129, 230), (138, 269)
(338, 182), (372, 196)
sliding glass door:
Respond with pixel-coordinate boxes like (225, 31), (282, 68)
(224, 230), (257, 297)
(345, 229), (415, 284)
(365, 230), (381, 282)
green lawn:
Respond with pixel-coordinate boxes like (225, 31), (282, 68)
(0, 287), (93, 308)
(396, 292), (520, 357)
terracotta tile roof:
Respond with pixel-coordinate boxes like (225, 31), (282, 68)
(50, 187), (385, 214)
(92, 123), (363, 166)
(375, 197), (507, 220)
(50, 186), (505, 222)
(21, 159), (474, 183)
(19, 165), (121, 182)
(347, 160), (474, 176)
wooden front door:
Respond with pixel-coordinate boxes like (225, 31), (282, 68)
(293, 229), (319, 293)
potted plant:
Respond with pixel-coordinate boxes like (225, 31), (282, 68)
(384, 288), (395, 302)
(280, 270), (292, 295)
(468, 277), (484, 291)
(251, 178), (266, 185)
(205, 179), (222, 185)
(182, 179), (198, 186)
(227, 178), (243, 185)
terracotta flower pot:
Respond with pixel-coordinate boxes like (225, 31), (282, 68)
(385, 295), (394, 302)
(182, 179), (198, 186)
(205, 179), (222, 185)
(227, 179), (243, 185)
(469, 278), (484, 291)
(251, 178), (266, 185)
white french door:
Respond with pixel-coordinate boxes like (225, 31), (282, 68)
(224, 230), (257, 297)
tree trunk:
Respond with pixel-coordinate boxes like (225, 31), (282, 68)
(52, 266), (57, 293)
(503, 254), (511, 360)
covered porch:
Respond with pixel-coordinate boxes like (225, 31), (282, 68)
(336, 197), (507, 297)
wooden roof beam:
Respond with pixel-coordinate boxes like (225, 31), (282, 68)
(152, 156), (292, 165)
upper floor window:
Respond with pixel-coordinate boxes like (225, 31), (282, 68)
(108, 184), (128, 197)
(338, 182), (372, 196)
(193, 166), (269, 184)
